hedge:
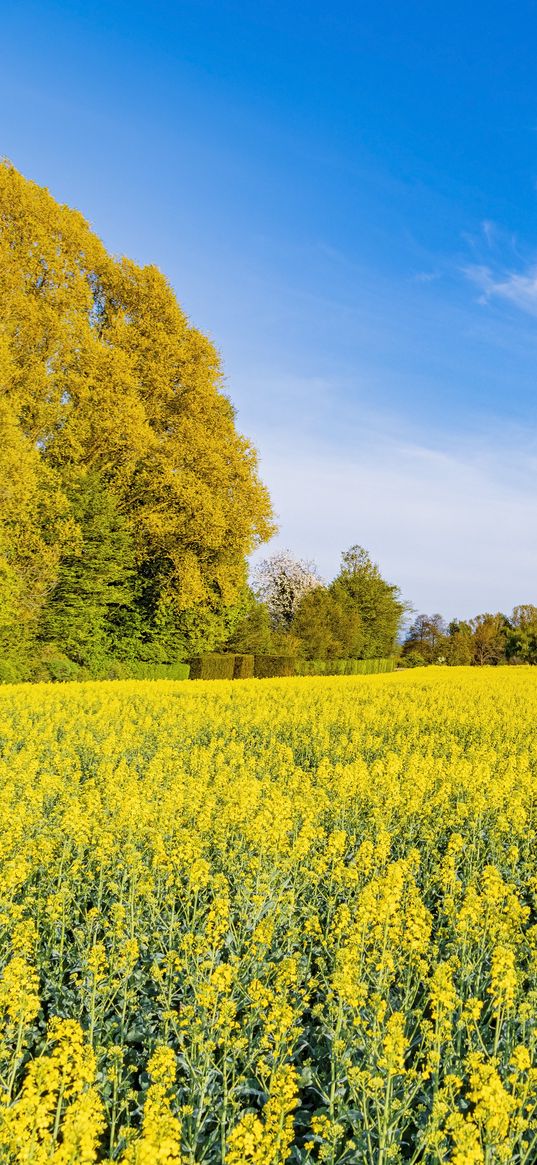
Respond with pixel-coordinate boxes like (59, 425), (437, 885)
(352, 658), (395, 674)
(189, 654), (235, 680)
(254, 655), (296, 678)
(293, 658), (396, 676)
(123, 661), (191, 681)
(233, 654), (255, 679)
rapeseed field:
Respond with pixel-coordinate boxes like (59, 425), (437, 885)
(2, 669), (537, 1163)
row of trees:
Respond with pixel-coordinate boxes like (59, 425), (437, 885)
(229, 546), (406, 661)
(0, 163), (405, 682)
(11, 163), (526, 682)
(402, 607), (537, 667)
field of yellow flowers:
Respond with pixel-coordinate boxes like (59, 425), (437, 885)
(2, 669), (537, 1163)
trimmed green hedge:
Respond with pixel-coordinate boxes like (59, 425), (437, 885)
(233, 654), (254, 679)
(294, 657), (396, 676)
(7, 653), (396, 686)
(123, 661), (190, 681)
(254, 655), (296, 678)
(190, 654), (235, 680)
(352, 658), (395, 674)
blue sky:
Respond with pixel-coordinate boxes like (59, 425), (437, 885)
(4, 1), (537, 618)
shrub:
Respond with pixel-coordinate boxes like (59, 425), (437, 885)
(125, 661), (190, 681)
(30, 648), (86, 683)
(294, 657), (396, 676)
(233, 654), (254, 680)
(93, 660), (131, 680)
(254, 655), (295, 678)
(190, 654), (235, 680)
(166, 662), (191, 680)
(398, 651), (427, 669)
(0, 659), (26, 684)
(294, 659), (330, 676)
(346, 658), (396, 674)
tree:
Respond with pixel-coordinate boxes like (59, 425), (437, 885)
(512, 604), (537, 629)
(330, 546), (404, 658)
(39, 471), (137, 669)
(505, 605), (537, 664)
(0, 399), (75, 676)
(470, 613), (506, 666)
(403, 614), (448, 664)
(293, 585), (364, 660)
(225, 590), (275, 655)
(253, 551), (321, 631)
(445, 620), (473, 666)
(0, 162), (274, 665)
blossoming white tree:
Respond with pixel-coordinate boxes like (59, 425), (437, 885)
(253, 550), (322, 630)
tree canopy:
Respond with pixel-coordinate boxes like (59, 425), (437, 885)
(288, 545), (405, 661)
(0, 163), (274, 675)
(253, 551), (321, 630)
(400, 609), (536, 668)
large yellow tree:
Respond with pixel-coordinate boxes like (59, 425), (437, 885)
(0, 162), (274, 668)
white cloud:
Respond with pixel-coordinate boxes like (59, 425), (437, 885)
(252, 426), (537, 621)
(481, 219), (497, 247)
(465, 262), (537, 315)
(413, 270), (441, 284)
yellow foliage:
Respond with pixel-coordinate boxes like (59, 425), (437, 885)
(0, 162), (273, 646)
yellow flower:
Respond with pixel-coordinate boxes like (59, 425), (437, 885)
(378, 1012), (407, 1075)
(227, 1113), (265, 1164)
(0, 956), (40, 1031)
(0, 1018), (104, 1163)
(2, 665), (537, 1159)
(121, 1046), (182, 1165)
(510, 1044), (531, 1073)
(429, 962), (458, 1042)
(489, 944), (517, 1015)
(445, 1112), (484, 1165)
(466, 1052), (516, 1143)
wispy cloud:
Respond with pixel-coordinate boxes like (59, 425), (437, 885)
(481, 219), (498, 248)
(462, 219), (537, 316)
(412, 269), (441, 284)
(465, 262), (537, 315)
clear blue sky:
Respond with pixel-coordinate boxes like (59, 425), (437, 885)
(4, 0), (537, 618)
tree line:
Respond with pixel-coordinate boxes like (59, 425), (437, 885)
(229, 546), (405, 663)
(402, 608), (537, 667)
(3, 164), (527, 683)
(0, 164), (406, 682)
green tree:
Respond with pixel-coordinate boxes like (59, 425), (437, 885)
(505, 605), (537, 664)
(402, 613), (448, 664)
(330, 545), (404, 658)
(470, 613), (507, 666)
(0, 400), (75, 677)
(225, 590), (275, 654)
(39, 472), (137, 670)
(293, 585), (364, 660)
(445, 620), (473, 666)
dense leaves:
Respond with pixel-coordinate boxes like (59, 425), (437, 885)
(0, 163), (273, 674)
(402, 607), (537, 668)
(294, 546), (405, 661)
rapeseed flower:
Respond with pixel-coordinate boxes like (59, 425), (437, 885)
(1, 668), (537, 1160)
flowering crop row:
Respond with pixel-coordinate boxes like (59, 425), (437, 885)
(2, 669), (537, 1162)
